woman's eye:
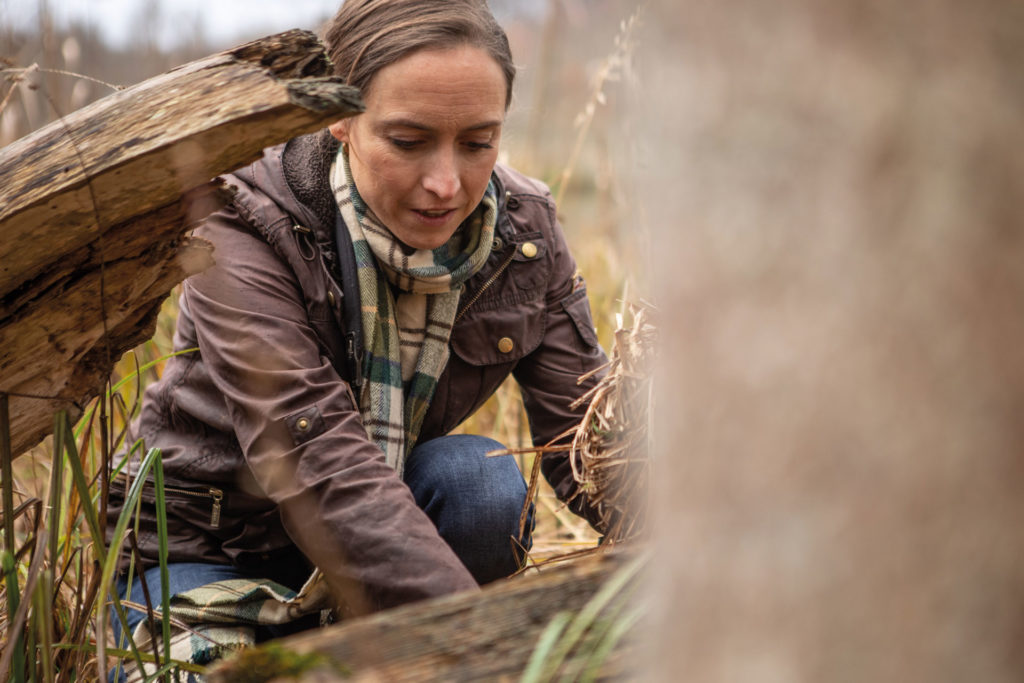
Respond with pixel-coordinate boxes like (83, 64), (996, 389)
(389, 138), (421, 150)
(465, 141), (494, 151)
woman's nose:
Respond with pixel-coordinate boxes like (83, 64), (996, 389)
(421, 151), (461, 200)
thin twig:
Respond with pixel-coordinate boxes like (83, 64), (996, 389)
(0, 65), (122, 92)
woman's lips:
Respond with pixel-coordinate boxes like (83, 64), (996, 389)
(412, 208), (456, 225)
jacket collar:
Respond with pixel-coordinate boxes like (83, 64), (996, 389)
(281, 129), (341, 241)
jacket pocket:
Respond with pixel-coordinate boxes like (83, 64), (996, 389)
(505, 231), (549, 292)
(286, 404), (326, 445)
(450, 295), (547, 366)
(113, 473), (225, 530)
(561, 288), (600, 349)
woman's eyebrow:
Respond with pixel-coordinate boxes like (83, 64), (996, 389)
(379, 118), (503, 132)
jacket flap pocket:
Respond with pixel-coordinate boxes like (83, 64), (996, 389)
(450, 297), (546, 366)
(286, 404), (326, 445)
(561, 289), (600, 348)
(509, 232), (548, 262)
(507, 232), (549, 291)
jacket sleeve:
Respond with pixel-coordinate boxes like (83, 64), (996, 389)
(510, 192), (612, 534)
(185, 204), (478, 614)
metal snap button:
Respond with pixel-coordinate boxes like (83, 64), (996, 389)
(497, 337), (514, 354)
(521, 242), (538, 258)
(492, 236), (504, 250)
(296, 417), (311, 431)
(327, 290), (336, 306)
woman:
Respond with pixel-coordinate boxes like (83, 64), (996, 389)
(108, 0), (607, 639)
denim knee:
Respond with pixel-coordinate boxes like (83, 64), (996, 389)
(405, 434), (533, 583)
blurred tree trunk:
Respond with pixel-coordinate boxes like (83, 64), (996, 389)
(0, 30), (361, 458)
(641, 0), (1024, 680)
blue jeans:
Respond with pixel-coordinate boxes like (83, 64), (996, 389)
(111, 434), (533, 661)
(404, 434), (534, 584)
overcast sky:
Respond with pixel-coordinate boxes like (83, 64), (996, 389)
(1, 0), (543, 50)
(1, 0), (341, 49)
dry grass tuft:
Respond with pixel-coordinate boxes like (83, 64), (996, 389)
(507, 300), (655, 567)
(567, 301), (655, 543)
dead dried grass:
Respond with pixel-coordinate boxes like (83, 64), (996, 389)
(567, 302), (655, 543)
(504, 300), (655, 571)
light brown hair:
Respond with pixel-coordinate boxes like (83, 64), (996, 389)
(323, 0), (515, 109)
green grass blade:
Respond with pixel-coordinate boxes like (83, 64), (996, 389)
(109, 348), (197, 395)
(63, 407), (131, 683)
(143, 659), (190, 682)
(578, 601), (645, 682)
(1, 394), (26, 683)
(72, 347), (198, 442)
(25, 604), (35, 683)
(62, 414), (105, 555)
(47, 415), (66, 593)
(107, 590), (148, 677)
(0, 556), (26, 681)
(110, 437), (146, 484)
(557, 577), (643, 682)
(521, 611), (574, 683)
(99, 447), (163, 677)
(32, 569), (55, 683)
(50, 643), (206, 674)
(531, 554), (647, 682)
(152, 452), (174, 674)
(0, 395), (14, 552)
(1, 542), (48, 683)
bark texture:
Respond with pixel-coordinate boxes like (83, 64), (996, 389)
(207, 550), (637, 682)
(0, 29), (362, 457)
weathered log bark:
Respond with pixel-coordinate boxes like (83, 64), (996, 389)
(0, 29), (362, 457)
(207, 550), (638, 682)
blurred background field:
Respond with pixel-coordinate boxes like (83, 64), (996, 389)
(2, 2), (646, 675)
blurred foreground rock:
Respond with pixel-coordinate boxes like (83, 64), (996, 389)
(0, 30), (362, 457)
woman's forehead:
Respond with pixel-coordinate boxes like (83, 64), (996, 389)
(362, 45), (508, 111)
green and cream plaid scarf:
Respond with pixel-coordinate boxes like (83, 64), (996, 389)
(330, 147), (497, 475)
(116, 574), (333, 681)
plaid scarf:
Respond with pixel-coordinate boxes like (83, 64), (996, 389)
(330, 147), (497, 474)
(117, 575), (332, 681)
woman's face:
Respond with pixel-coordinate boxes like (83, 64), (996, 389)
(329, 45), (507, 250)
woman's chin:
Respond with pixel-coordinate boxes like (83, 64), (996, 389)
(393, 214), (463, 250)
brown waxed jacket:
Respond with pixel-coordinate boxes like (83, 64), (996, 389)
(106, 131), (608, 614)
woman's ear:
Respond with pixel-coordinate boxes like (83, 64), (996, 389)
(328, 119), (350, 143)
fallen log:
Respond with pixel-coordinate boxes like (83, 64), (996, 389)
(207, 550), (640, 682)
(0, 30), (363, 457)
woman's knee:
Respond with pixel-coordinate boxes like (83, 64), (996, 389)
(405, 434), (526, 510)
(404, 434), (532, 582)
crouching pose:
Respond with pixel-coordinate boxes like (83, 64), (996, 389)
(107, 0), (608, 673)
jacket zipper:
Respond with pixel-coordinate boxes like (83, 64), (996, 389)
(455, 248), (517, 324)
(160, 485), (223, 528)
(119, 474), (224, 529)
